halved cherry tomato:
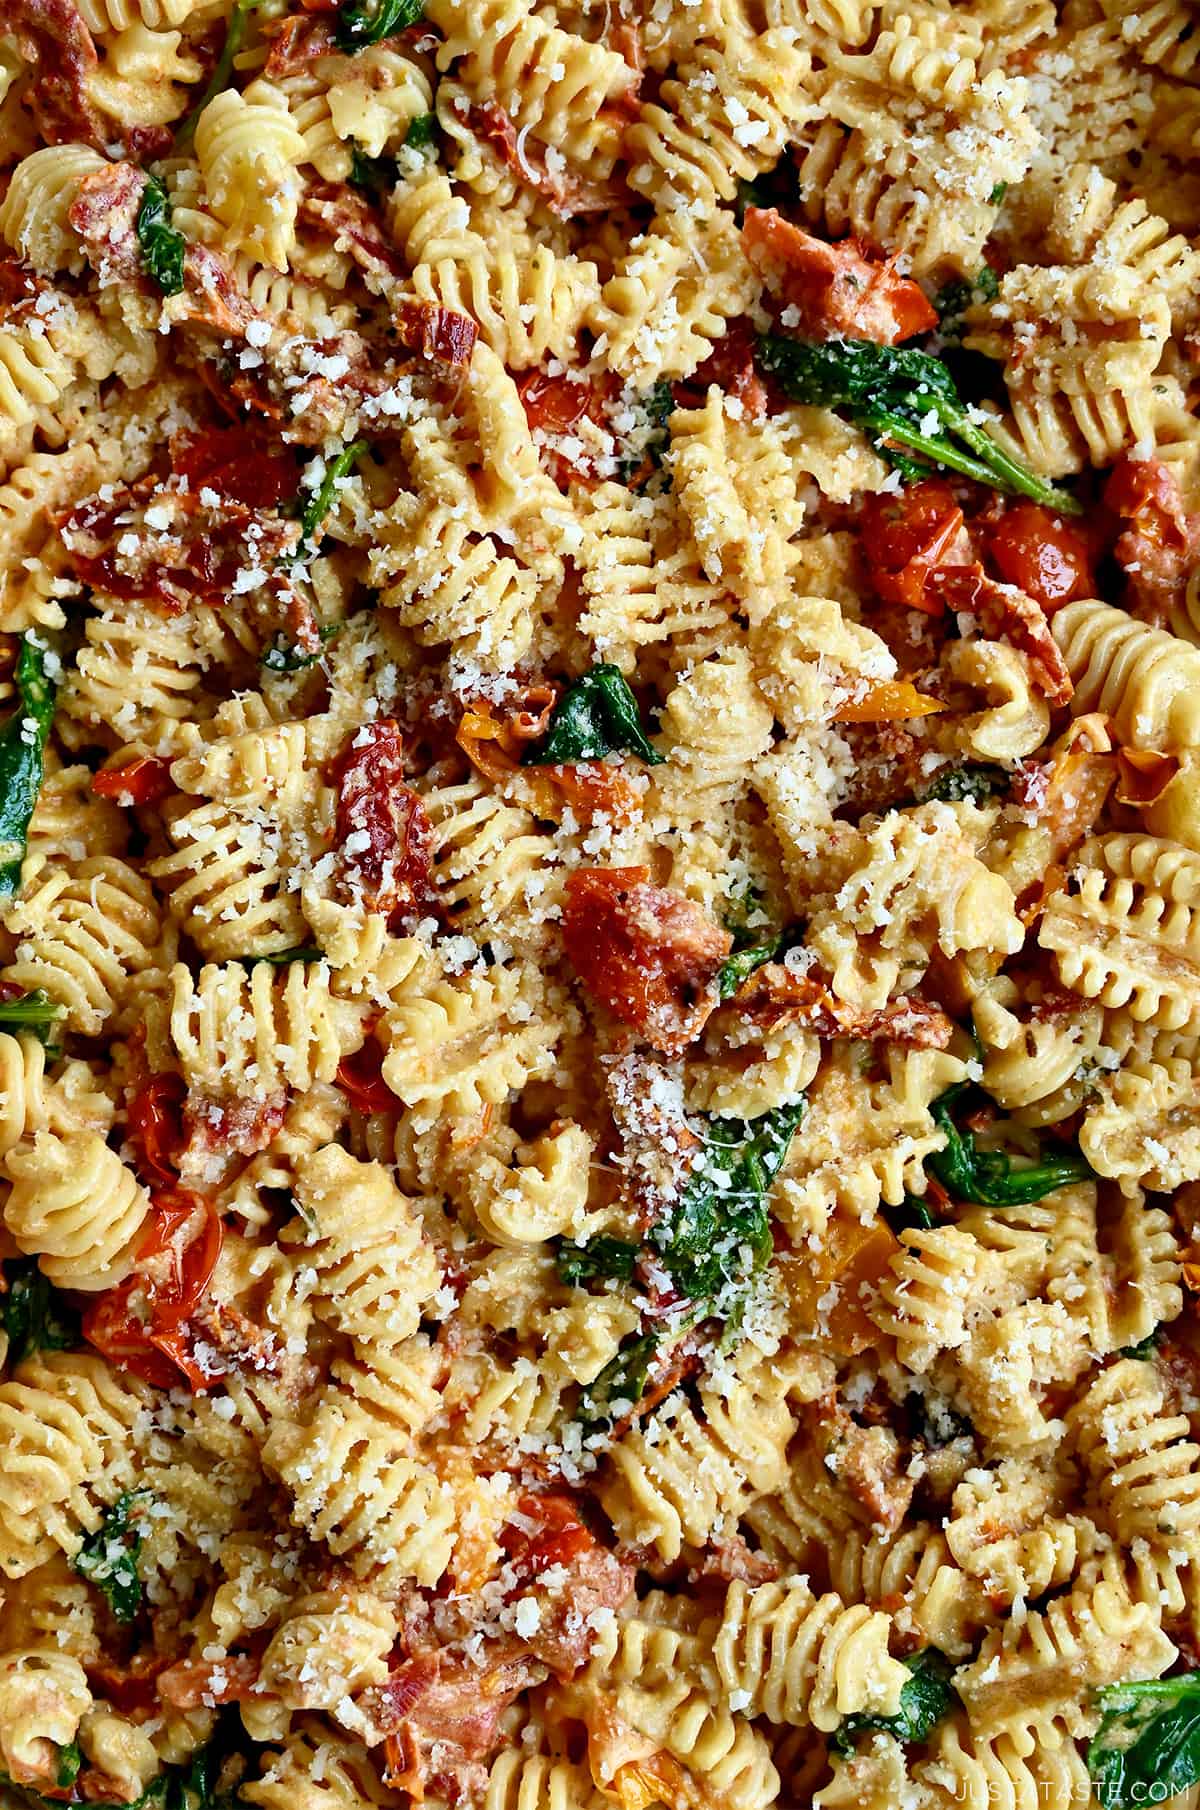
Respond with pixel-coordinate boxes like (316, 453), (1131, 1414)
(986, 502), (1094, 614)
(92, 756), (175, 807)
(126, 1073), (187, 1190)
(1104, 454), (1191, 553)
(500, 1493), (596, 1578)
(336, 1039), (403, 1114)
(861, 480), (969, 612)
(517, 370), (610, 486)
(82, 1198), (223, 1392)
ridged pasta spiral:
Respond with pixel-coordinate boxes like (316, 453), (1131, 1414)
(1, 854), (161, 1036)
(1039, 833), (1200, 1029)
(284, 1144), (441, 1342)
(713, 1579), (910, 1732)
(3, 1129), (150, 1291)
(263, 1394), (456, 1586)
(599, 1368), (795, 1560)
(1053, 599), (1200, 750)
(0, 146), (107, 276)
(0, 1352), (146, 1577)
(194, 84), (305, 269)
(0, 1649), (93, 1786)
(155, 958), (366, 1099)
(1068, 1358), (1200, 1550)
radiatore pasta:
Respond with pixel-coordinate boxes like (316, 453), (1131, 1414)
(0, 0), (1199, 1804)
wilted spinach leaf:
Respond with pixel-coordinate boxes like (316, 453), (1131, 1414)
(525, 664), (663, 766)
(2, 1258), (79, 1365)
(0, 635), (57, 897)
(1089, 1674), (1200, 1809)
(832, 1649), (958, 1754)
(135, 176), (186, 297)
(72, 1489), (153, 1621)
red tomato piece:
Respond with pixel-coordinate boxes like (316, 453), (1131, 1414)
(1104, 455), (1198, 619)
(501, 1492), (595, 1579)
(126, 1073), (187, 1190)
(676, 318), (769, 418)
(92, 755), (175, 807)
(171, 426), (296, 509)
(156, 1653), (260, 1709)
(81, 1292), (188, 1391)
(517, 370), (610, 486)
(330, 721), (439, 924)
(1104, 454), (1191, 550)
(860, 480), (970, 612)
(561, 867), (732, 1054)
(336, 1039), (403, 1114)
(87, 1652), (174, 1716)
(82, 1198), (223, 1392)
(986, 502), (1094, 614)
(743, 209), (937, 344)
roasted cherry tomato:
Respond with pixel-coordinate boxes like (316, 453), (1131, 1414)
(986, 501), (1094, 614)
(92, 755), (175, 807)
(860, 479), (968, 612)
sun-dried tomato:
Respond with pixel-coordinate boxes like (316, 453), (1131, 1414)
(92, 755), (175, 808)
(330, 721), (440, 925)
(986, 501), (1094, 615)
(1104, 453), (1199, 624)
(743, 209), (938, 344)
(562, 867), (732, 1054)
(464, 100), (627, 218)
(171, 425), (296, 510)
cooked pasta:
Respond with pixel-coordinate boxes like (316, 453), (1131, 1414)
(0, 0), (1197, 1800)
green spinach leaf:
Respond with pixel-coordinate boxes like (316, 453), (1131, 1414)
(914, 761), (1008, 805)
(556, 1236), (641, 1286)
(2, 1258), (79, 1365)
(0, 636), (57, 897)
(335, 0), (423, 53)
(832, 1649), (958, 1755)
(294, 440), (369, 560)
(651, 1102), (804, 1304)
(55, 1744), (82, 1792)
(135, 176), (186, 298)
(617, 380), (675, 488)
(928, 1085), (1092, 1206)
(716, 933), (783, 1001)
(1089, 1674), (1200, 1809)
(755, 334), (1081, 512)
(262, 621), (342, 673)
(405, 111), (437, 148)
(525, 664), (663, 766)
(933, 266), (999, 344)
(577, 1329), (661, 1429)
(72, 1489), (152, 1621)
(349, 144), (399, 196)
(0, 987), (66, 1047)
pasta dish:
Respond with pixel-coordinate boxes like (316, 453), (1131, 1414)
(0, 0), (1198, 1804)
